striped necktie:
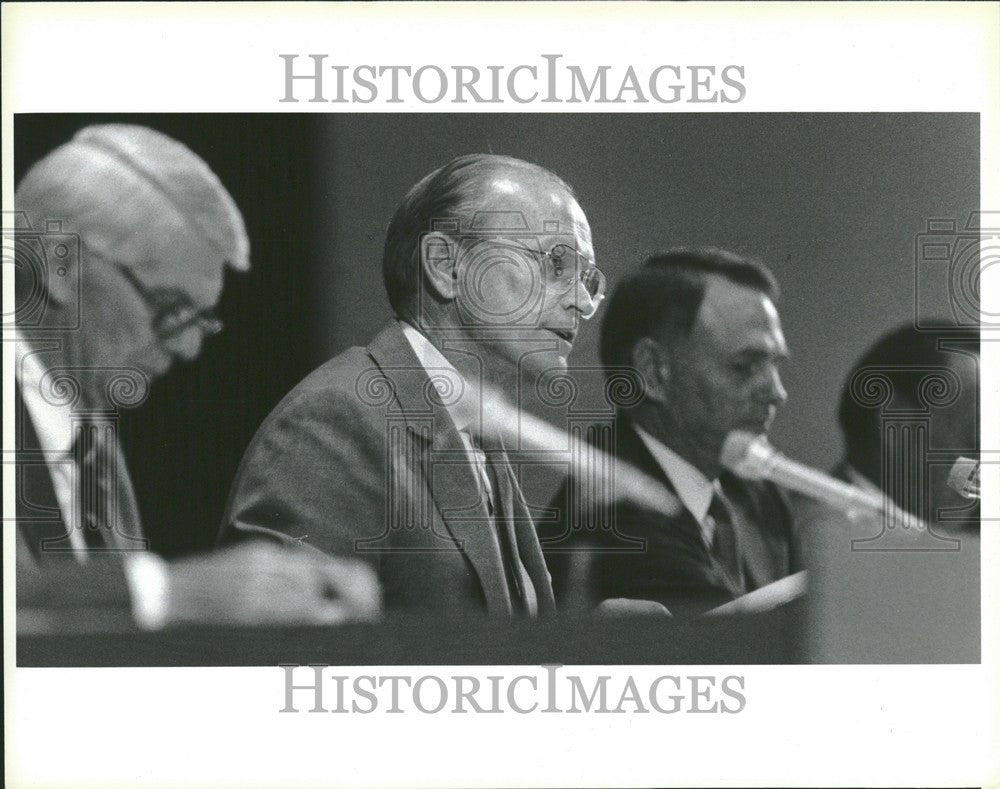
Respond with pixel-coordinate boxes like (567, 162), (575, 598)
(464, 429), (538, 616)
(71, 419), (146, 556)
(73, 420), (115, 551)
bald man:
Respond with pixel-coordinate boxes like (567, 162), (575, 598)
(14, 125), (379, 630)
(221, 154), (606, 617)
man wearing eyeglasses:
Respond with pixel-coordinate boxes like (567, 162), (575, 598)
(220, 153), (603, 616)
(13, 124), (380, 631)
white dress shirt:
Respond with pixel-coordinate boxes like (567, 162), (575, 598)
(633, 423), (725, 548)
(15, 331), (170, 629)
(399, 321), (493, 499)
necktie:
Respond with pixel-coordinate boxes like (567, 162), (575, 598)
(464, 429), (537, 616)
(73, 420), (146, 555)
(74, 420), (114, 552)
(707, 490), (746, 595)
(461, 429), (495, 516)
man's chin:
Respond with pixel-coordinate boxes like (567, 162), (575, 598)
(483, 345), (570, 398)
(521, 352), (568, 381)
(125, 350), (172, 381)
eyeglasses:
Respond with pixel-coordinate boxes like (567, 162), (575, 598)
(117, 266), (223, 340)
(485, 238), (607, 318)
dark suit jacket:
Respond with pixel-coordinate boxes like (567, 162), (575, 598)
(15, 384), (135, 629)
(219, 322), (556, 617)
(541, 416), (801, 616)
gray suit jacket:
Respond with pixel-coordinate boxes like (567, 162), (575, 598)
(219, 322), (555, 617)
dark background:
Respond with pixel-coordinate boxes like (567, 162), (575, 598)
(15, 113), (979, 559)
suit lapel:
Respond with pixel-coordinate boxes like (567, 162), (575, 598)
(488, 435), (556, 616)
(17, 380), (149, 561)
(367, 323), (512, 615)
(720, 474), (784, 592)
(617, 416), (745, 597)
(616, 418), (708, 549)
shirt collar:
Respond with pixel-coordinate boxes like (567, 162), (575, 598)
(399, 321), (479, 434)
(633, 423), (718, 525)
(14, 329), (75, 457)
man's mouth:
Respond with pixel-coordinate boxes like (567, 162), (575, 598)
(742, 412), (775, 433)
(548, 327), (576, 344)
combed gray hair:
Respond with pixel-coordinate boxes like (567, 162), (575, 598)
(16, 124), (249, 275)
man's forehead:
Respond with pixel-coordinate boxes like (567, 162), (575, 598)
(694, 275), (785, 350)
(477, 169), (586, 231)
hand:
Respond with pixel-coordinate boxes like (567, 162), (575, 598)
(164, 541), (382, 626)
(595, 598), (672, 617)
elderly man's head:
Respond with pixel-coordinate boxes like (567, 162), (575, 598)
(603, 248), (788, 477)
(15, 125), (248, 386)
(382, 154), (599, 380)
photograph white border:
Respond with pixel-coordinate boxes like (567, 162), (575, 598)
(4, 3), (998, 786)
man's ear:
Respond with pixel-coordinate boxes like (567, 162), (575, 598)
(420, 231), (457, 301)
(631, 336), (670, 403)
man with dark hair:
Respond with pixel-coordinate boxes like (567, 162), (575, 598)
(221, 153), (605, 616)
(14, 125), (379, 630)
(834, 323), (979, 526)
(794, 323), (979, 662)
(542, 247), (801, 615)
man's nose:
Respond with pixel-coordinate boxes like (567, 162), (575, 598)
(765, 367), (788, 406)
(561, 277), (600, 320)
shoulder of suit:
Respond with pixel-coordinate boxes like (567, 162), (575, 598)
(249, 344), (384, 432)
(295, 344), (374, 393)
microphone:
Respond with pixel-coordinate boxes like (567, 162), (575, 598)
(947, 457), (980, 500)
(720, 431), (886, 515)
(477, 384), (682, 517)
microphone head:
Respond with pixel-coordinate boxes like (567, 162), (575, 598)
(720, 430), (775, 480)
(947, 456), (980, 500)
